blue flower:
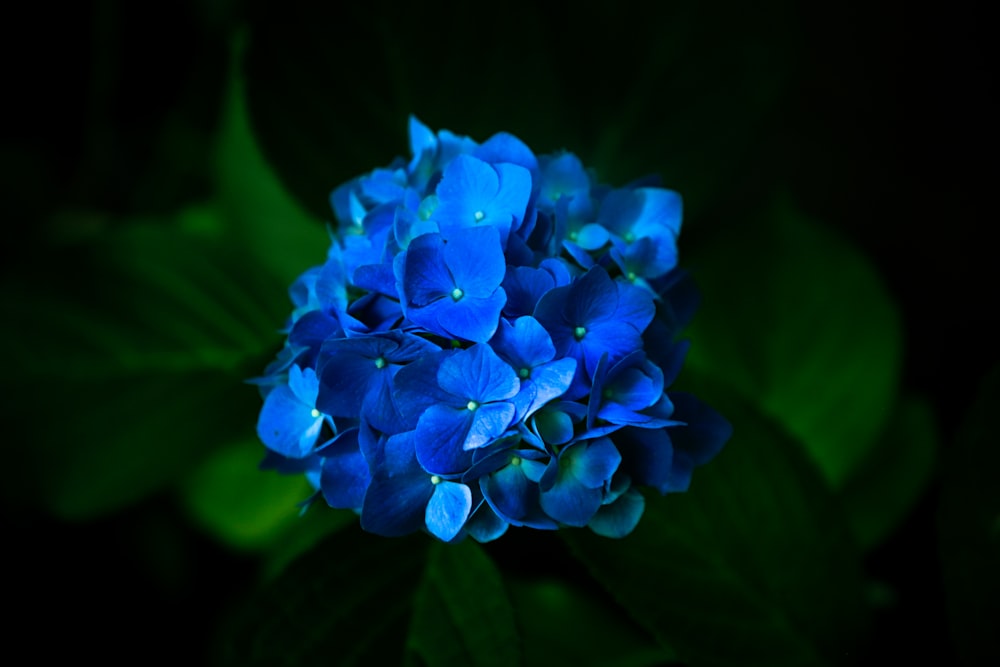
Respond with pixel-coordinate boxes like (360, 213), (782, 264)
(394, 225), (507, 343)
(394, 343), (520, 475)
(253, 116), (731, 541)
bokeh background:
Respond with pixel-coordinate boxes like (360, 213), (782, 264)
(2, 1), (995, 664)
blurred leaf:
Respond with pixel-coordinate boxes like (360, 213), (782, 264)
(261, 502), (357, 581)
(684, 199), (902, 488)
(2, 212), (288, 519)
(180, 439), (315, 550)
(219, 526), (428, 665)
(840, 394), (937, 550)
(507, 577), (678, 667)
(243, 0), (796, 219)
(938, 364), (1000, 665)
(563, 376), (868, 667)
(408, 540), (521, 667)
(213, 31), (329, 285)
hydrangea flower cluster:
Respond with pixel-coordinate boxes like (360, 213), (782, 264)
(254, 117), (731, 542)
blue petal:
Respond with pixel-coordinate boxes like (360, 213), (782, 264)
(502, 266), (558, 319)
(474, 132), (539, 176)
(360, 432), (434, 536)
(256, 370), (324, 459)
(669, 392), (732, 466)
(539, 475), (603, 526)
(437, 344), (520, 404)
(490, 316), (556, 370)
(482, 460), (558, 529)
(392, 349), (454, 426)
(615, 427), (675, 493)
(319, 429), (371, 510)
(464, 504), (510, 542)
(425, 481), (472, 541)
(414, 404), (476, 475)
(520, 358), (577, 419)
(613, 279), (656, 334)
(395, 232), (452, 307)
(467, 402), (516, 449)
(444, 225), (506, 298)
(317, 337), (392, 417)
(588, 487), (645, 538)
(569, 437), (622, 489)
(436, 289), (507, 343)
(532, 406), (576, 446)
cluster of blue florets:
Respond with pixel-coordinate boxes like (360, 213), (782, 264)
(254, 117), (730, 542)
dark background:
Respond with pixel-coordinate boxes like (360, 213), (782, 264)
(2, 1), (994, 663)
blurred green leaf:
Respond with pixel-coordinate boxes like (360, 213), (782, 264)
(938, 364), (1000, 665)
(260, 502), (358, 581)
(3, 212), (287, 519)
(180, 439), (315, 550)
(213, 31), (329, 285)
(219, 526), (428, 665)
(408, 540), (521, 667)
(563, 377), (868, 667)
(684, 199), (902, 488)
(840, 394), (937, 550)
(507, 577), (678, 667)
(243, 0), (796, 219)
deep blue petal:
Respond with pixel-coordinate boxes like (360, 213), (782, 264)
(414, 404), (476, 475)
(392, 349), (455, 426)
(317, 337), (393, 417)
(615, 426), (675, 493)
(539, 475), (602, 527)
(361, 432), (433, 536)
(669, 392), (732, 466)
(396, 232), (452, 306)
(320, 429), (371, 510)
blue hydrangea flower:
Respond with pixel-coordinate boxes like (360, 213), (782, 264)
(253, 116), (731, 542)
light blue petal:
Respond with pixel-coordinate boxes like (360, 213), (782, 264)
(437, 344), (520, 404)
(426, 481), (472, 541)
(467, 402), (516, 449)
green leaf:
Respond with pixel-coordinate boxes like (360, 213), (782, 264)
(180, 439), (316, 550)
(213, 30), (329, 286)
(3, 213), (288, 519)
(243, 1), (796, 219)
(219, 526), (428, 666)
(840, 394), (937, 550)
(507, 577), (678, 667)
(260, 503), (358, 581)
(683, 199), (903, 488)
(408, 540), (521, 667)
(938, 364), (1000, 665)
(563, 377), (868, 667)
